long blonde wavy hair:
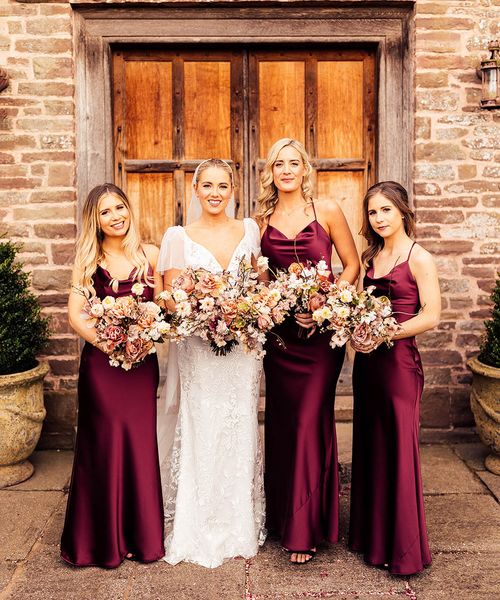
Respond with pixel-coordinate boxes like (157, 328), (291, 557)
(74, 183), (153, 294)
(255, 138), (314, 226)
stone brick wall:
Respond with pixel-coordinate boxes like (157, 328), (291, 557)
(0, 0), (77, 448)
(0, 0), (498, 447)
(414, 0), (500, 430)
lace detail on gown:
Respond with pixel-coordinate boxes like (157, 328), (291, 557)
(159, 219), (266, 568)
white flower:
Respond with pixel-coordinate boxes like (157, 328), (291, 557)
(339, 289), (353, 303)
(90, 303), (104, 317)
(173, 289), (188, 303)
(257, 256), (269, 271)
(158, 290), (172, 302)
(177, 302), (192, 317)
(334, 305), (350, 319)
(313, 306), (333, 323)
(199, 297), (215, 311)
(131, 283), (145, 296)
(361, 311), (377, 324)
(102, 296), (116, 309)
(158, 322), (171, 335)
(381, 305), (392, 317)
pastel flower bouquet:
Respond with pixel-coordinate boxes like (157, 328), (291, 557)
(80, 283), (170, 370)
(159, 256), (294, 358)
(270, 259), (333, 338)
(311, 280), (401, 353)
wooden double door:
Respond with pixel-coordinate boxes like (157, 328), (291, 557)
(112, 45), (376, 271)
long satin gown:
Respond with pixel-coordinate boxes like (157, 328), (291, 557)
(261, 214), (345, 551)
(349, 244), (432, 575)
(61, 266), (165, 568)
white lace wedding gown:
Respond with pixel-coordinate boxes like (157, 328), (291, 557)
(157, 218), (266, 568)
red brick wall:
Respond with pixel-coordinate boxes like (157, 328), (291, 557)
(0, 0), (498, 446)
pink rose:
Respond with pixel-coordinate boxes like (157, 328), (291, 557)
(257, 313), (273, 330)
(103, 325), (126, 344)
(308, 292), (326, 312)
(125, 338), (150, 363)
(350, 323), (378, 353)
(175, 273), (195, 294)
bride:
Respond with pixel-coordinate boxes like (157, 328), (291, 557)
(157, 158), (266, 568)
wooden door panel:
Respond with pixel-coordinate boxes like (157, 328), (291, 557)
(184, 61), (231, 159)
(127, 172), (174, 244)
(258, 61), (306, 156)
(317, 60), (364, 158)
(317, 170), (365, 266)
(124, 61), (173, 160)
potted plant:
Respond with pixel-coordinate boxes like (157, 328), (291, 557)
(0, 240), (51, 488)
(468, 273), (500, 475)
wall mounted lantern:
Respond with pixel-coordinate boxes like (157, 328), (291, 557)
(480, 40), (500, 109)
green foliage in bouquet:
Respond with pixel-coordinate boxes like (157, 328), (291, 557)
(0, 240), (51, 375)
(478, 273), (500, 369)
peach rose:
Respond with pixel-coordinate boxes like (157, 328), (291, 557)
(308, 292), (326, 312)
(257, 313), (273, 330)
(288, 262), (304, 276)
(196, 273), (222, 297)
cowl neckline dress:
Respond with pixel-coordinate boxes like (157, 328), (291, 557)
(261, 217), (345, 551)
(60, 265), (164, 568)
(349, 248), (432, 575)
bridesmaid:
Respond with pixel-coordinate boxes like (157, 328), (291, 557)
(61, 183), (165, 567)
(256, 138), (360, 564)
(349, 181), (440, 575)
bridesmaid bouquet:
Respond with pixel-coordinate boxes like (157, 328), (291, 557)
(271, 259), (333, 338)
(159, 257), (293, 358)
(311, 281), (401, 353)
(81, 283), (170, 370)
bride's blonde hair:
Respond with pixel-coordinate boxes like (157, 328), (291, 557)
(255, 138), (314, 226)
(74, 183), (153, 294)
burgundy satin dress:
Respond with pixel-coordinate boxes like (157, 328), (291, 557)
(261, 213), (345, 551)
(61, 266), (164, 568)
(349, 244), (432, 575)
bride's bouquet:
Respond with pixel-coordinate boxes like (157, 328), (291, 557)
(80, 283), (169, 370)
(311, 281), (401, 353)
(159, 257), (293, 358)
(271, 259), (332, 338)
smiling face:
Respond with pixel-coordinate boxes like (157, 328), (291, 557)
(367, 192), (404, 239)
(97, 192), (131, 238)
(194, 166), (233, 216)
(272, 145), (306, 193)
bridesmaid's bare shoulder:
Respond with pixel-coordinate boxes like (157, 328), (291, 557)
(143, 243), (160, 268)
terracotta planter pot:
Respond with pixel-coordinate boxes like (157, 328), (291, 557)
(468, 356), (500, 475)
(0, 362), (49, 488)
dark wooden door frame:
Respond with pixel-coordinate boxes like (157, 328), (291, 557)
(73, 1), (415, 215)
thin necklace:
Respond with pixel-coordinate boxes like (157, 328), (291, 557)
(276, 200), (309, 217)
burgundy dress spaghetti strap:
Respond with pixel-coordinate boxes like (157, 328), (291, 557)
(349, 243), (432, 575)
(60, 266), (164, 568)
(261, 213), (345, 551)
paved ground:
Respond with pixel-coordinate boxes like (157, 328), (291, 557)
(1, 430), (499, 600)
